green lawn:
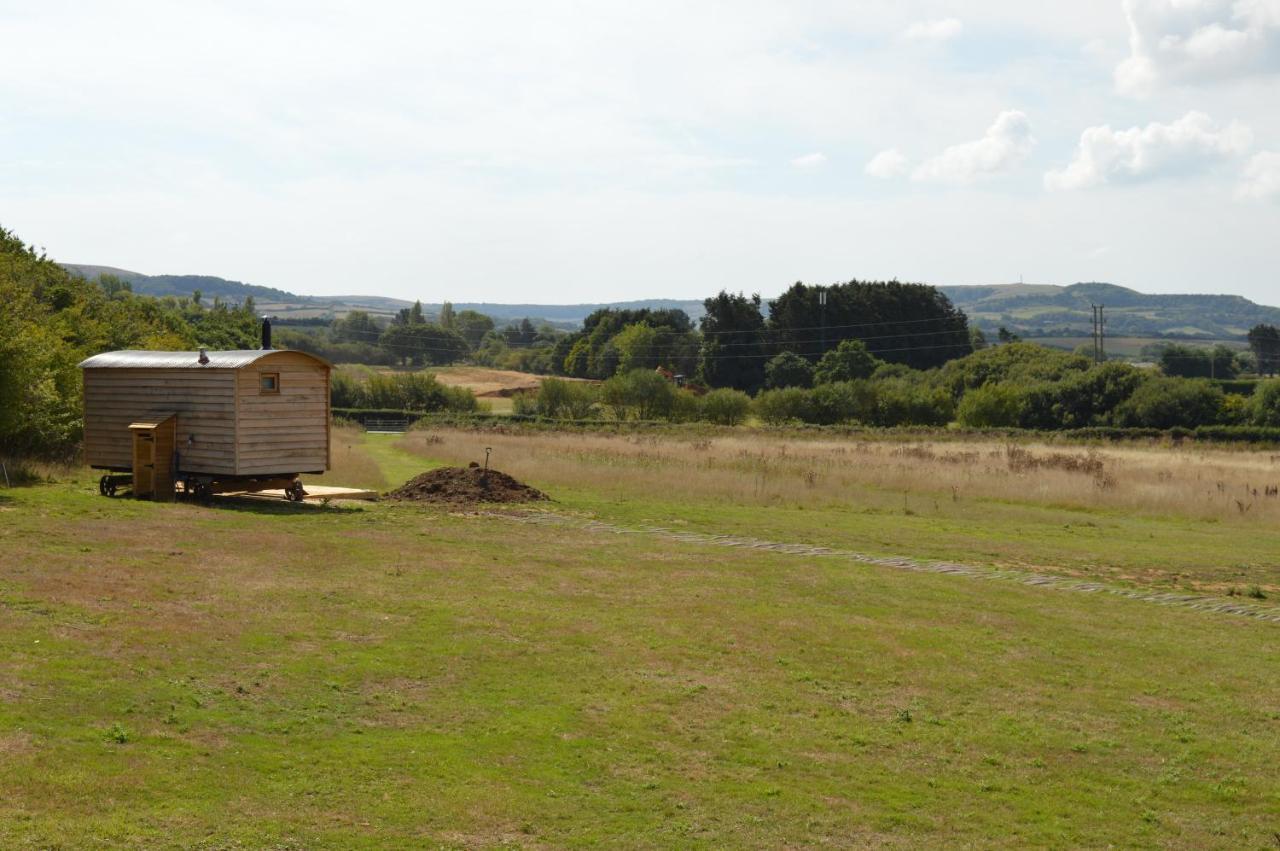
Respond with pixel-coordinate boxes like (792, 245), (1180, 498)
(1, 449), (1279, 847)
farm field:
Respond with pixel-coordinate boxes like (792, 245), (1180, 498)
(2, 428), (1279, 847)
(1029, 336), (1246, 358)
(338, 365), (586, 413)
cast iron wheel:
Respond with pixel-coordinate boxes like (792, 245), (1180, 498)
(99, 475), (110, 496)
(285, 481), (306, 502)
(105, 480), (118, 497)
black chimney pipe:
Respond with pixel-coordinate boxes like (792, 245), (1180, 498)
(261, 317), (272, 350)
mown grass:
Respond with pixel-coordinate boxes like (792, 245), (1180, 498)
(1, 437), (1279, 847)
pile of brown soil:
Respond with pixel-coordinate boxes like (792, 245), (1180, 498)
(387, 466), (549, 505)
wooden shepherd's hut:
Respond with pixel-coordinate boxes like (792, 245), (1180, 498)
(78, 337), (331, 500)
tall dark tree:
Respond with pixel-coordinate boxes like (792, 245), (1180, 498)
(331, 310), (381, 343)
(1248, 324), (1280, 376)
(378, 322), (467, 366)
(699, 291), (766, 392)
(1158, 343), (1240, 379)
(454, 309), (494, 348)
(768, 279), (971, 370)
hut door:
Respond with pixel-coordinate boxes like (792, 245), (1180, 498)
(132, 429), (156, 498)
(129, 415), (176, 501)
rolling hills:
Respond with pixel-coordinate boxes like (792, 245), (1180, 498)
(62, 263), (1279, 339)
(940, 282), (1280, 339)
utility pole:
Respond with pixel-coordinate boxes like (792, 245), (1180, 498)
(818, 287), (828, 357)
(1090, 305), (1098, 363)
(1098, 304), (1105, 363)
(1090, 304), (1106, 364)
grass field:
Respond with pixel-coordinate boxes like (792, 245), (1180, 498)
(2, 428), (1279, 847)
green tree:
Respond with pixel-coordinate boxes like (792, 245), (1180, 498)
(378, 322), (467, 366)
(1113, 377), (1225, 429)
(0, 225), (263, 456)
(439, 301), (455, 330)
(805, 380), (877, 425)
(613, 323), (661, 373)
(699, 291), (766, 392)
(1159, 343), (1240, 379)
(600, 369), (677, 420)
(768, 279), (970, 370)
(699, 388), (751, 425)
(1248, 325), (1280, 376)
(532, 378), (599, 419)
(454, 310), (495, 349)
(764, 351), (814, 389)
(1253, 380), (1280, 426)
(814, 339), (881, 384)
(753, 387), (809, 425)
(957, 383), (1026, 428)
(332, 310), (381, 344)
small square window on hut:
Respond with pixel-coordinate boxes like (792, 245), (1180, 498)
(260, 372), (280, 394)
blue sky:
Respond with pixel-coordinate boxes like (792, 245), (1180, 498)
(2, 0), (1278, 304)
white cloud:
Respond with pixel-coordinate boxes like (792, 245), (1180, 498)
(864, 148), (909, 178)
(791, 152), (828, 169)
(911, 111), (1034, 185)
(1045, 111), (1252, 190)
(1238, 150), (1280, 199)
(1116, 0), (1280, 95)
(902, 17), (964, 44)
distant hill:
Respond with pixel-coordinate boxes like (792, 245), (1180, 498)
(63, 264), (301, 304)
(420, 300), (707, 326)
(940, 282), (1280, 339)
(62, 262), (1277, 339)
(61, 263), (705, 327)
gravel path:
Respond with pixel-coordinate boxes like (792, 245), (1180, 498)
(493, 510), (1280, 625)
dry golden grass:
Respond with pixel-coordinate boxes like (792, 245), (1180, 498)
(314, 422), (388, 491)
(345, 364), (592, 400)
(427, 365), (545, 397)
(398, 428), (1280, 524)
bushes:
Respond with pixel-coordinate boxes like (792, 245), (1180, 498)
(1113, 377), (1224, 429)
(331, 370), (478, 413)
(873, 379), (953, 427)
(1254, 380), (1280, 427)
(753, 387), (810, 425)
(700, 388), (751, 425)
(523, 378), (599, 419)
(601, 370), (678, 420)
(805, 381), (876, 425)
(752, 379), (948, 427)
(939, 342), (1090, 398)
(957, 383), (1026, 428)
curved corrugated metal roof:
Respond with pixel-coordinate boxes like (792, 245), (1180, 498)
(78, 349), (330, 369)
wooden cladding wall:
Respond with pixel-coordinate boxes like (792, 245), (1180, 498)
(83, 368), (238, 473)
(234, 351), (330, 475)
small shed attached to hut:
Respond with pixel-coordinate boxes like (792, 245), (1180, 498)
(78, 347), (331, 499)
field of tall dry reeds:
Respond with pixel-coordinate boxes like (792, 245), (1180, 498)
(397, 427), (1280, 524)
